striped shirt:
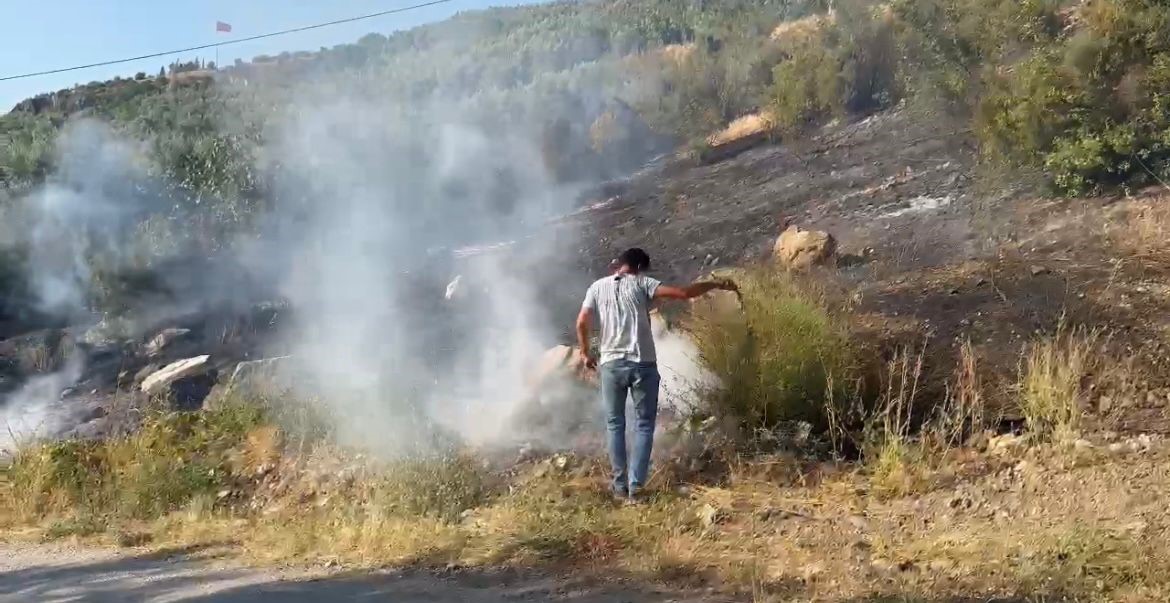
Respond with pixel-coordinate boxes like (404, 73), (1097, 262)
(581, 273), (661, 365)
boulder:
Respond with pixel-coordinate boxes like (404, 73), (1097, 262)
(141, 355), (211, 396)
(773, 225), (837, 269)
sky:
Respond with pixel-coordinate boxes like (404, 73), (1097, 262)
(1, 0), (548, 112)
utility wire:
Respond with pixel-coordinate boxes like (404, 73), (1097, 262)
(0, 0), (455, 82)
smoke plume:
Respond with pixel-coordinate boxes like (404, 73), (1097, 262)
(0, 18), (708, 457)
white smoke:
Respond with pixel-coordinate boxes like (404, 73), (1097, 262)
(651, 315), (717, 415)
(0, 121), (151, 452)
(0, 355), (84, 454)
(0, 17), (690, 458)
(18, 120), (149, 319)
(245, 92), (587, 456)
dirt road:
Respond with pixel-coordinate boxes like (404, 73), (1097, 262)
(0, 543), (724, 603)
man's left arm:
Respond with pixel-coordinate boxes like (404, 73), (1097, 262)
(576, 286), (598, 370)
(652, 278), (737, 300)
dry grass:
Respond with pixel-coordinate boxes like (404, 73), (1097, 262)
(928, 340), (990, 452)
(1020, 328), (1097, 441)
(1, 300), (1167, 601)
(19, 341), (52, 373)
(769, 13), (836, 44)
(1116, 196), (1170, 260)
(705, 111), (776, 147)
(4, 410), (1170, 602)
(658, 43), (696, 66)
(864, 347), (928, 497)
(4, 400), (265, 525)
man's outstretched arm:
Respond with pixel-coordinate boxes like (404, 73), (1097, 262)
(575, 307), (597, 369)
(653, 278), (737, 300)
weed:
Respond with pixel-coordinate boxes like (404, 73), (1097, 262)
(7, 400), (264, 523)
(42, 515), (106, 540)
(864, 346), (927, 497)
(926, 339), (989, 452)
(1019, 328), (1097, 441)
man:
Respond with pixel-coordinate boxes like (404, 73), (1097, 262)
(576, 248), (736, 502)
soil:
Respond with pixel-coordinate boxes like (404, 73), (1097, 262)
(0, 542), (727, 603)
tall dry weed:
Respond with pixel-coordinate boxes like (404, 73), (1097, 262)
(1019, 327), (1098, 440)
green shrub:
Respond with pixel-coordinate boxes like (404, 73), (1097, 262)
(689, 269), (854, 434)
(770, 2), (901, 132)
(917, 0), (1170, 193)
(770, 17), (845, 129)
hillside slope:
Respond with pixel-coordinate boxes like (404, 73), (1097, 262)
(8, 2), (1170, 600)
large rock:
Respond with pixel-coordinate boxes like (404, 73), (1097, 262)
(773, 225), (837, 269)
(140, 355), (210, 396)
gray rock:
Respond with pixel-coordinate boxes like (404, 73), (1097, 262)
(141, 355), (210, 396)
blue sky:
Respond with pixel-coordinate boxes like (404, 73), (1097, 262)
(1, 0), (546, 112)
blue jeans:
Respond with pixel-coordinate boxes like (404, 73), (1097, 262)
(599, 360), (660, 496)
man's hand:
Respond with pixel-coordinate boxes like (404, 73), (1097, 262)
(714, 277), (738, 292)
(576, 348), (597, 371)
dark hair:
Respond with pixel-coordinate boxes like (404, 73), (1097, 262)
(617, 248), (651, 273)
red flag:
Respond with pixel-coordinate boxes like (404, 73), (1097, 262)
(216, 21), (232, 33)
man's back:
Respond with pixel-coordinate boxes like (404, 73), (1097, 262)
(582, 273), (661, 365)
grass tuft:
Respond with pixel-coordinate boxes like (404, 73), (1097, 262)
(1020, 328), (1097, 441)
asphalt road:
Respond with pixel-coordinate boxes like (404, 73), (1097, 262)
(0, 543), (726, 603)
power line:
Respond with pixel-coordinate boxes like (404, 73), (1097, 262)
(0, 0), (456, 83)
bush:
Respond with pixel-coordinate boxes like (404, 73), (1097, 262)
(916, 0), (1170, 194)
(9, 401), (264, 521)
(689, 268), (854, 435)
(770, 3), (900, 132)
